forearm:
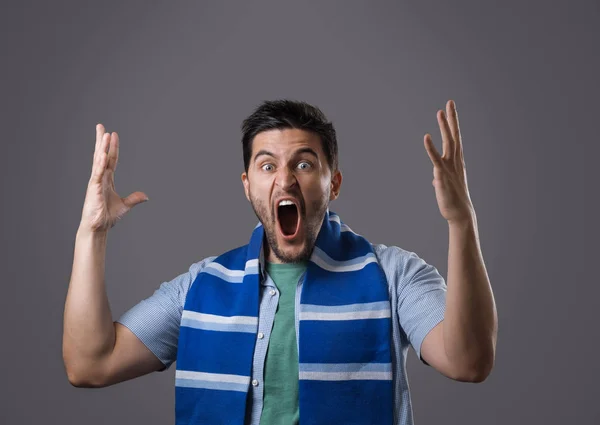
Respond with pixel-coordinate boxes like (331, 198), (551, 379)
(62, 225), (116, 380)
(443, 215), (497, 378)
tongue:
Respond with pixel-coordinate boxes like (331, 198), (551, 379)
(278, 205), (298, 236)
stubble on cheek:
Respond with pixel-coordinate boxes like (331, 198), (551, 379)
(248, 191), (273, 228)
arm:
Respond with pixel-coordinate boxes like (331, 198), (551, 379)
(420, 216), (497, 382)
(62, 226), (163, 388)
(419, 100), (497, 382)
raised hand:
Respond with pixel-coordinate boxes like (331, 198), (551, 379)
(80, 124), (149, 233)
(423, 100), (475, 224)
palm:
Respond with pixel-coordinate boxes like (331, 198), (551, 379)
(82, 126), (148, 233)
(101, 171), (130, 228)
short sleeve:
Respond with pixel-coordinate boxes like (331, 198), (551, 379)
(397, 250), (447, 366)
(115, 256), (217, 371)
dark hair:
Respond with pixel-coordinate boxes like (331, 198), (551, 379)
(241, 99), (338, 174)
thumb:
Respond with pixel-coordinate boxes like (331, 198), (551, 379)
(123, 191), (149, 209)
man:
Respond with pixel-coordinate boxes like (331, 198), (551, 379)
(63, 99), (497, 425)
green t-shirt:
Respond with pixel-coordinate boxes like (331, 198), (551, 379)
(261, 261), (307, 425)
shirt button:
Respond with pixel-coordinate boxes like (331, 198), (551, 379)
(269, 289), (276, 296)
(252, 379), (258, 387)
(257, 332), (264, 339)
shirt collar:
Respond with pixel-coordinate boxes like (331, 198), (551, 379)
(258, 243), (267, 285)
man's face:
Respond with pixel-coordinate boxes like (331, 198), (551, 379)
(241, 128), (342, 264)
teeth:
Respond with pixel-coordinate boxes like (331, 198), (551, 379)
(278, 200), (295, 207)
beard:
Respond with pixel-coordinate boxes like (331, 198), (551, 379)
(248, 187), (330, 263)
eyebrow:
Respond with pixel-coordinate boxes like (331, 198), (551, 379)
(253, 147), (319, 163)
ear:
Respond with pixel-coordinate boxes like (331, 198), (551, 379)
(241, 171), (250, 201)
(329, 169), (342, 201)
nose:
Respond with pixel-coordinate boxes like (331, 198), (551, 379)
(275, 166), (298, 190)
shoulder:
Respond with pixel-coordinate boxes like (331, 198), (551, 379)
(159, 255), (218, 309)
(182, 255), (219, 290)
(173, 244), (251, 305)
(371, 243), (413, 272)
(371, 243), (410, 260)
(370, 243), (444, 288)
(188, 255), (219, 274)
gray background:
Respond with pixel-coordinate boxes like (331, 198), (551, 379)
(1, 0), (597, 424)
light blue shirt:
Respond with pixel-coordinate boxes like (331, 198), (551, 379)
(117, 243), (447, 425)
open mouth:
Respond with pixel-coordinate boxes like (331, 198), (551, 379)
(277, 202), (300, 239)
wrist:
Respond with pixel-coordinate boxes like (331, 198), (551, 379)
(448, 214), (477, 230)
(76, 225), (108, 241)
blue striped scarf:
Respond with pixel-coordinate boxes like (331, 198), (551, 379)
(175, 209), (393, 425)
